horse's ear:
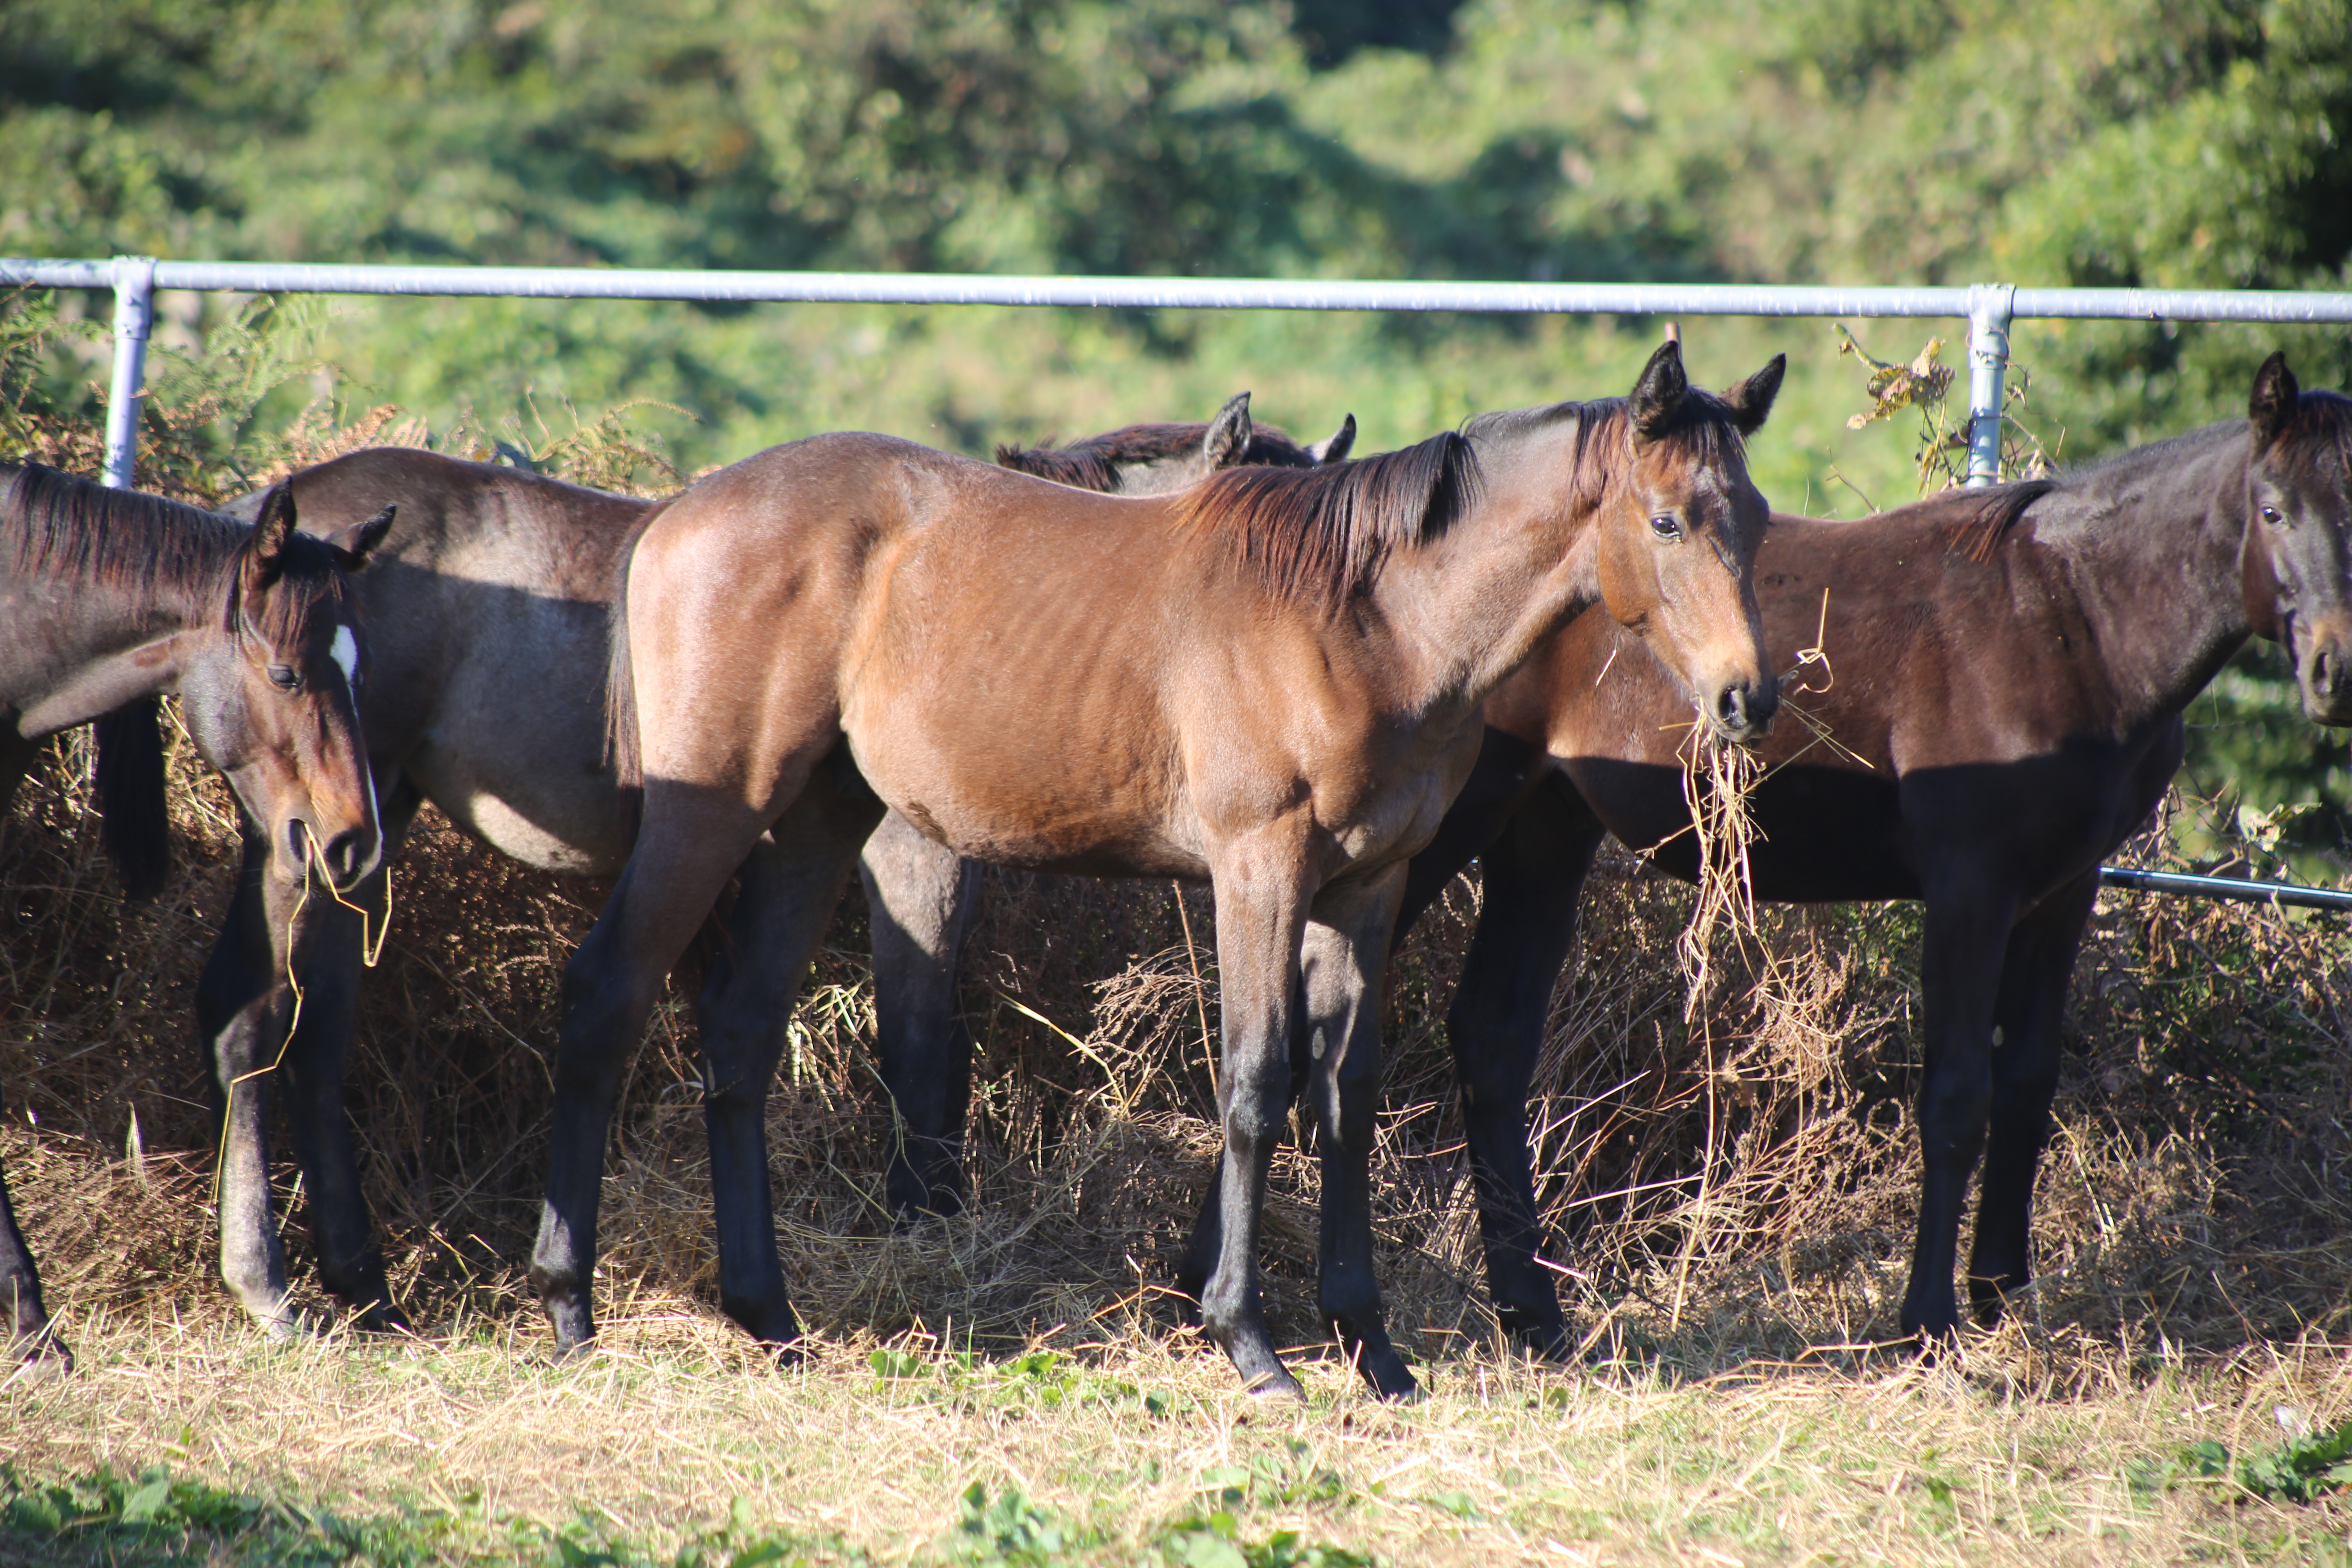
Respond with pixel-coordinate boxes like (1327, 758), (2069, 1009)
(1628, 339), (1687, 439)
(1726, 354), (1786, 437)
(1204, 392), (1253, 469)
(1310, 413), (1357, 464)
(2250, 352), (2300, 449)
(327, 504), (396, 570)
(242, 481), (298, 590)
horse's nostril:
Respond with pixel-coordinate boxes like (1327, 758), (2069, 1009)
(323, 828), (368, 884)
(1712, 678), (1777, 738)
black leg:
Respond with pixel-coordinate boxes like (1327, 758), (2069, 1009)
(859, 810), (984, 1221)
(1968, 868), (2098, 1324)
(530, 790), (771, 1355)
(1301, 866), (1417, 1397)
(275, 775), (422, 1330)
(1, 1096), (67, 1379)
(1443, 776), (1602, 1355)
(1900, 876), (2016, 1344)
(193, 824), (304, 1334)
(697, 783), (879, 1348)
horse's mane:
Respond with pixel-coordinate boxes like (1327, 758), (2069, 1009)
(1933, 480), (2062, 564)
(2269, 387), (2352, 483)
(1464, 388), (1757, 516)
(3, 462), (249, 612)
(1172, 429), (1480, 611)
(4, 461), (354, 642)
(1931, 396), (2352, 564)
(997, 421), (1316, 490)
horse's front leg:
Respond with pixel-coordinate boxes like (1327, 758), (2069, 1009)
(1300, 864), (1414, 1398)
(1198, 823), (1316, 1398)
(1, 1099), (66, 1381)
(697, 782), (881, 1348)
(194, 823), (306, 1335)
(530, 787), (769, 1355)
(1901, 877), (2016, 1344)
(859, 810), (986, 1221)
(274, 773), (423, 1331)
(0, 742), (65, 1377)
(1969, 868), (2098, 1324)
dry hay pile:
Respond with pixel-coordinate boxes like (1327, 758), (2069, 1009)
(4, 704), (2348, 1379)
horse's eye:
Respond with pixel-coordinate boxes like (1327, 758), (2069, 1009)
(1650, 514), (1683, 541)
(2261, 505), (2284, 526)
(267, 664), (301, 691)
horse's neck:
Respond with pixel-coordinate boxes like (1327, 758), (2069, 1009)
(2033, 426), (2253, 724)
(1372, 428), (1602, 720)
(0, 538), (214, 733)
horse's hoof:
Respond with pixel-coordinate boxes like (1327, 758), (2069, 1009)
(1504, 1319), (1575, 1363)
(1358, 1352), (1420, 1402)
(258, 1305), (316, 1342)
(1241, 1365), (1307, 1402)
(5, 1337), (74, 1389)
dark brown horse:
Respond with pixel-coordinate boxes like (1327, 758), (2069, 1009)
(101, 396), (1344, 1339)
(1379, 353), (2352, 1352)
(541, 340), (1785, 1397)
(1, 461), (387, 1379)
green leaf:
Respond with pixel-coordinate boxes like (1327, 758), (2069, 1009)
(118, 1472), (172, 1526)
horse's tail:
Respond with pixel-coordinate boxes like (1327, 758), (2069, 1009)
(601, 506), (662, 809)
(94, 698), (172, 900)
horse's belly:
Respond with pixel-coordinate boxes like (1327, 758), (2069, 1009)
(405, 749), (636, 877)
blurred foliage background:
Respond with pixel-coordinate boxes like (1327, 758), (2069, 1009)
(3, 0), (2350, 866)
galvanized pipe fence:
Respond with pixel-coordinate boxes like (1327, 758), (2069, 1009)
(7, 254), (2352, 909)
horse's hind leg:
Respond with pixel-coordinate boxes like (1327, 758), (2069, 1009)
(1301, 864), (1415, 1399)
(697, 770), (884, 1347)
(530, 781), (790, 1354)
(1443, 778), (1603, 1358)
(860, 810), (985, 1221)
(194, 823), (305, 1335)
(276, 774), (423, 1331)
(1968, 869), (2098, 1325)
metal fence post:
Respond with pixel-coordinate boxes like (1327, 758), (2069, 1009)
(1964, 281), (2015, 488)
(101, 255), (156, 490)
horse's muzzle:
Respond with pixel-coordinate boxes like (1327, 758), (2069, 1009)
(2300, 632), (2352, 726)
(283, 815), (383, 892)
(1707, 673), (1779, 745)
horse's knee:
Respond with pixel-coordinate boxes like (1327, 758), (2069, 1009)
(1915, 1083), (1992, 1165)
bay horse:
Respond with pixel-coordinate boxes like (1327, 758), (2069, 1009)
(1380, 352), (2352, 1352)
(99, 396), (1345, 1339)
(1, 461), (388, 1379)
(548, 339), (1786, 1397)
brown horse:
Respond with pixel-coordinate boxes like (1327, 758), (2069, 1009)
(1381, 353), (2352, 1352)
(540, 339), (1786, 1397)
(93, 396), (1343, 1339)
(1, 461), (386, 1379)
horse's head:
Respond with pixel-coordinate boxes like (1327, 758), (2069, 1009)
(997, 393), (1356, 495)
(1592, 339), (1786, 744)
(178, 482), (396, 891)
(2240, 354), (2352, 726)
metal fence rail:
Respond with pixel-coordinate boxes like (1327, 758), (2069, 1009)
(7, 253), (2351, 911)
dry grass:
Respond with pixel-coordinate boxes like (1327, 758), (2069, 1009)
(7, 1307), (2352, 1564)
